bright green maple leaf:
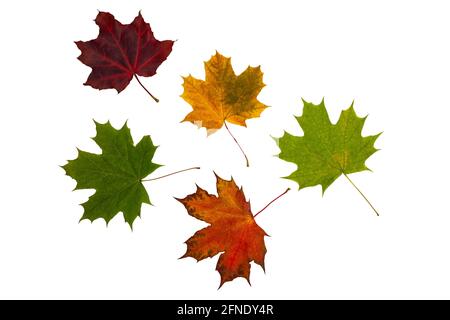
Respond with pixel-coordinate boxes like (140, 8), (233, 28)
(278, 99), (381, 194)
(63, 121), (161, 227)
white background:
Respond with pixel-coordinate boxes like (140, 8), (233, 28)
(0, 0), (449, 299)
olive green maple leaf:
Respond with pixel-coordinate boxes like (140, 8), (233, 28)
(278, 99), (381, 215)
(63, 121), (161, 227)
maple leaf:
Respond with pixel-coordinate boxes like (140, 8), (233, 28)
(177, 175), (268, 288)
(63, 121), (161, 227)
(181, 52), (268, 165)
(278, 99), (381, 214)
(75, 11), (173, 102)
(182, 51), (268, 130)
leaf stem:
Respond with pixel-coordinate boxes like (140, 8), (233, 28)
(254, 188), (290, 218)
(224, 122), (249, 167)
(141, 167), (200, 182)
(343, 173), (379, 216)
(134, 74), (159, 103)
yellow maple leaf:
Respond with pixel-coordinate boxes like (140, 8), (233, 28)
(181, 51), (268, 131)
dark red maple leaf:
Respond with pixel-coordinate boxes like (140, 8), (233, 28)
(75, 11), (173, 102)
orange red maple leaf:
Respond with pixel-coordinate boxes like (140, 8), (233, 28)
(177, 175), (267, 287)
